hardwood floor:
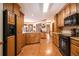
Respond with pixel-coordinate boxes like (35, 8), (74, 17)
(18, 33), (62, 56)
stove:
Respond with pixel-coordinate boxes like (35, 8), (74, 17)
(59, 34), (70, 56)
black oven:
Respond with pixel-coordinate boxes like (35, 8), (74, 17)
(59, 35), (70, 56)
(64, 13), (79, 26)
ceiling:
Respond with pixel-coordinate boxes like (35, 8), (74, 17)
(19, 3), (66, 22)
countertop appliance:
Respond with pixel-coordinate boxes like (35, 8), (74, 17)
(64, 13), (79, 26)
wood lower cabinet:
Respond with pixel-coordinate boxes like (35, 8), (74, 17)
(53, 33), (59, 47)
(71, 43), (79, 56)
(52, 15), (59, 47)
(40, 32), (46, 39)
(7, 36), (15, 56)
(25, 33), (40, 44)
(21, 34), (26, 47)
(71, 39), (79, 56)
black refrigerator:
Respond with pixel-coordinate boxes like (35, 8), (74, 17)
(3, 10), (16, 56)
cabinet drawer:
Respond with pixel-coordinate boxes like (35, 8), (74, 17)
(71, 44), (79, 56)
(71, 39), (79, 47)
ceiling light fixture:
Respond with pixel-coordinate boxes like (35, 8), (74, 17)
(43, 3), (49, 13)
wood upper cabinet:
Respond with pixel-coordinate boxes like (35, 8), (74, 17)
(64, 4), (70, 18)
(70, 3), (77, 15)
(53, 15), (57, 32)
(8, 11), (15, 24)
(3, 3), (15, 25)
(3, 3), (13, 12)
(13, 4), (20, 16)
(58, 10), (64, 27)
(20, 12), (24, 27)
(70, 3), (79, 15)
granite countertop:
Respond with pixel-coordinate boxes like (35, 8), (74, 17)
(70, 37), (79, 41)
(52, 32), (71, 36)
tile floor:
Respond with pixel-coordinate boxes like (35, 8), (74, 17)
(18, 33), (62, 56)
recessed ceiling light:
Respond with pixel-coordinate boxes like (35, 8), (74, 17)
(43, 3), (49, 13)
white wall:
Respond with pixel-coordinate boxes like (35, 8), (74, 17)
(0, 3), (3, 56)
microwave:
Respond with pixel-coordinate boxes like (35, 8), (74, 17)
(64, 13), (79, 26)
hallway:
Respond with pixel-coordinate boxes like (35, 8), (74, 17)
(18, 33), (62, 56)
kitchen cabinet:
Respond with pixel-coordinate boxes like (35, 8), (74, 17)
(70, 3), (79, 15)
(25, 33), (40, 44)
(21, 34), (26, 47)
(64, 4), (70, 18)
(70, 3), (77, 15)
(3, 4), (15, 25)
(52, 15), (59, 47)
(13, 4), (20, 16)
(16, 33), (22, 54)
(70, 38), (79, 56)
(52, 15), (58, 47)
(53, 33), (59, 47)
(56, 34), (59, 47)
(3, 3), (13, 12)
(57, 3), (79, 27)
(8, 11), (15, 24)
(53, 15), (57, 32)
(58, 10), (64, 27)
(16, 12), (24, 55)
(40, 32), (46, 39)
(7, 36), (15, 56)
